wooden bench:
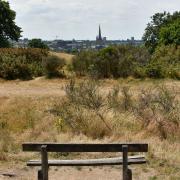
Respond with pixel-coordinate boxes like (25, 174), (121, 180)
(22, 143), (148, 180)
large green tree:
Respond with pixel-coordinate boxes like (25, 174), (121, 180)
(143, 11), (180, 53)
(0, 0), (22, 47)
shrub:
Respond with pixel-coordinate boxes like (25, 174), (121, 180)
(134, 86), (179, 139)
(72, 45), (179, 79)
(51, 79), (112, 138)
(72, 51), (97, 76)
(44, 55), (65, 78)
(0, 48), (48, 80)
(147, 45), (180, 78)
(72, 45), (151, 78)
(51, 79), (179, 140)
(145, 61), (166, 78)
(0, 55), (32, 80)
(107, 85), (133, 112)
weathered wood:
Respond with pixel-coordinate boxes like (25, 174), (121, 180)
(122, 145), (128, 180)
(22, 143), (148, 152)
(27, 156), (146, 166)
(0, 173), (16, 177)
(41, 145), (48, 180)
(38, 170), (42, 180)
(22, 143), (148, 179)
(127, 169), (132, 180)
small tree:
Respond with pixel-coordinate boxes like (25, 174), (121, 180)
(28, 39), (49, 49)
(0, 0), (22, 47)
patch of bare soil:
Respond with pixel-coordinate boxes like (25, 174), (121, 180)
(0, 166), (156, 180)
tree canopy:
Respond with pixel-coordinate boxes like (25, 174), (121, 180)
(143, 11), (180, 53)
(28, 39), (49, 49)
(159, 19), (180, 46)
(0, 0), (22, 47)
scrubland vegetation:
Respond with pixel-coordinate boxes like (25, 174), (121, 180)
(0, 44), (179, 81)
(0, 45), (179, 179)
(0, 2), (179, 178)
(0, 48), (66, 80)
(72, 45), (180, 79)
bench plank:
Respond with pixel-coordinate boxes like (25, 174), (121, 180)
(22, 143), (148, 152)
(27, 156), (146, 166)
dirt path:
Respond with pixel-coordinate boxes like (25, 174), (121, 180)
(0, 79), (66, 98)
(0, 78), (179, 98)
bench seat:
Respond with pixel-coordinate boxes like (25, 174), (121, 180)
(27, 155), (146, 166)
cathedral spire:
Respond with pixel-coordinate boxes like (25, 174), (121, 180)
(99, 25), (102, 41)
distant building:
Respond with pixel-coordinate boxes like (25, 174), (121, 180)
(13, 25), (143, 51)
(96, 25), (106, 49)
(96, 25), (103, 42)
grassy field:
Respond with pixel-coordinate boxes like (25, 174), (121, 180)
(0, 78), (179, 180)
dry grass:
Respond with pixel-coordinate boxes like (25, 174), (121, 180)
(50, 52), (74, 65)
(0, 78), (179, 179)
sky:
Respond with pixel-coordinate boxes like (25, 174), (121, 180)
(8, 0), (180, 40)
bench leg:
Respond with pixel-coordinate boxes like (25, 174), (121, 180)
(122, 145), (132, 180)
(127, 168), (132, 180)
(38, 170), (43, 180)
(41, 145), (48, 180)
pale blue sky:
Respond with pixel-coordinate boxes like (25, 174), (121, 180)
(8, 0), (180, 40)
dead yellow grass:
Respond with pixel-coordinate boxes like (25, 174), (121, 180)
(50, 52), (74, 64)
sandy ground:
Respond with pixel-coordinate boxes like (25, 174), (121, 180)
(0, 165), (155, 180)
(0, 78), (66, 98)
(0, 78), (179, 98)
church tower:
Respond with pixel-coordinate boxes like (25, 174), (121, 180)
(98, 25), (102, 41)
(96, 25), (103, 41)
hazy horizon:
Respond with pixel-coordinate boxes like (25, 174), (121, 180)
(8, 0), (180, 40)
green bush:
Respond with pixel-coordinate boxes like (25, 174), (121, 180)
(146, 61), (166, 78)
(72, 51), (97, 76)
(72, 45), (151, 78)
(44, 55), (65, 78)
(0, 55), (32, 80)
(0, 48), (48, 80)
(146, 45), (180, 78)
(72, 45), (179, 79)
